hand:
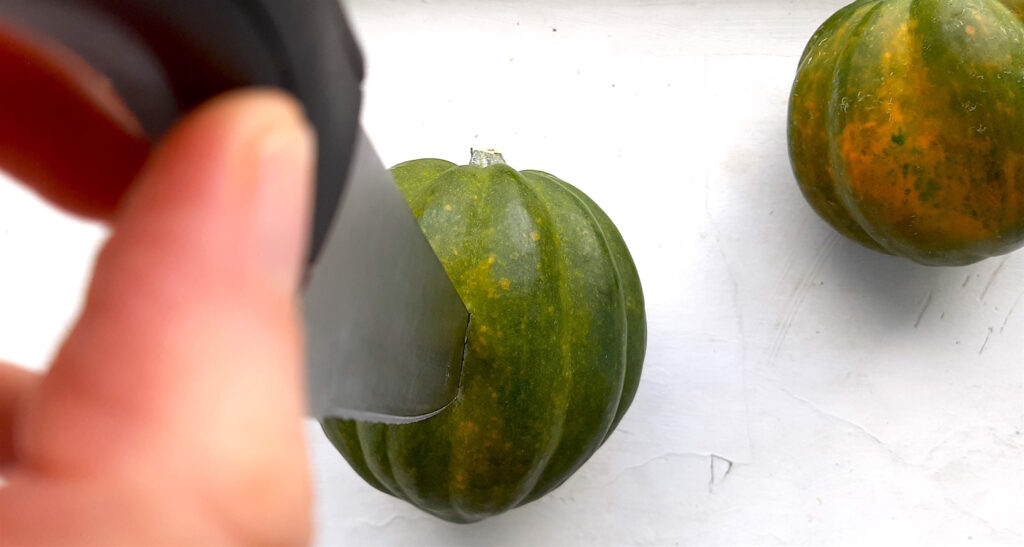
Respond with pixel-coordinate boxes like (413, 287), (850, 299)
(0, 24), (316, 545)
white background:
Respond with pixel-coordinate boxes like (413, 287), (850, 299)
(2, 1), (1023, 545)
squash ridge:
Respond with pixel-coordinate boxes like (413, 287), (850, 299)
(826, 0), (898, 255)
(487, 166), (573, 511)
(528, 171), (630, 440)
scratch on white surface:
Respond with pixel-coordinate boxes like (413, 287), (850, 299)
(709, 454), (735, 491)
(979, 327), (994, 355)
(999, 290), (1024, 334)
(944, 497), (1021, 541)
(770, 382), (911, 465)
(962, 274), (972, 289)
(925, 426), (1024, 461)
(768, 233), (840, 363)
(702, 180), (743, 346)
(924, 433), (961, 461)
(914, 291), (933, 329)
(979, 257), (1009, 303)
(703, 167), (754, 458)
(353, 513), (427, 532)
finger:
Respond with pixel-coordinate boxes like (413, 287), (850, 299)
(14, 89), (315, 542)
(0, 21), (149, 219)
(0, 361), (38, 464)
(0, 472), (236, 545)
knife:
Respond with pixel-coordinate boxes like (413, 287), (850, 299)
(0, 0), (470, 423)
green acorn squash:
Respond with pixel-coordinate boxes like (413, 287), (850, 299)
(321, 150), (646, 523)
(789, 0), (1024, 265)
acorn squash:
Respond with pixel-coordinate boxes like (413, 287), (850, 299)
(321, 150), (646, 523)
(789, 0), (1024, 265)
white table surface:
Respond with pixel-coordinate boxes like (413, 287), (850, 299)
(2, 1), (1023, 545)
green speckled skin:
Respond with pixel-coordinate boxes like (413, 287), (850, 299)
(789, 0), (1024, 265)
(321, 158), (646, 523)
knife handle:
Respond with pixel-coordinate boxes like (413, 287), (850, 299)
(0, 0), (365, 262)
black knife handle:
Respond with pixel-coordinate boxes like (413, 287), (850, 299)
(0, 0), (364, 262)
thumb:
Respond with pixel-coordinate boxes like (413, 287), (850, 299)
(11, 90), (316, 539)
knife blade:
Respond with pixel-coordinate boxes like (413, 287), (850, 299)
(303, 130), (470, 423)
(0, 0), (471, 423)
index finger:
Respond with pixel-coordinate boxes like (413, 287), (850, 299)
(0, 21), (150, 220)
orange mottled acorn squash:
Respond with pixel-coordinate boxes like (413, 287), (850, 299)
(321, 151), (646, 523)
(789, 0), (1024, 265)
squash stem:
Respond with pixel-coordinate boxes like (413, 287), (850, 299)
(470, 148), (506, 167)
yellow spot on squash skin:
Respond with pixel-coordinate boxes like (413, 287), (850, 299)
(487, 255), (496, 265)
(965, 25), (976, 37)
(479, 325), (488, 333)
(500, 278), (511, 290)
(478, 336), (487, 346)
(530, 231), (540, 241)
(444, 204), (453, 212)
(548, 306), (555, 313)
